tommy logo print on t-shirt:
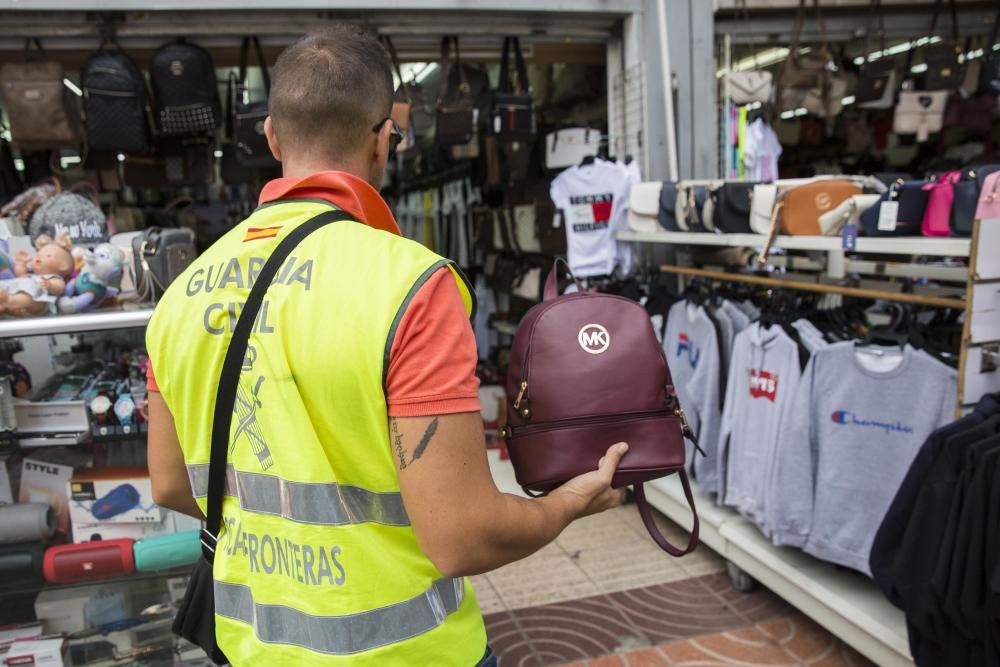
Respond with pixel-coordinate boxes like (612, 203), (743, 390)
(748, 369), (778, 402)
(676, 332), (700, 369)
(568, 193), (613, 232)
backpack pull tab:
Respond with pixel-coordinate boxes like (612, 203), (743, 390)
(513, 381), (527, 410)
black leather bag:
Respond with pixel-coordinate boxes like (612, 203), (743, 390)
(658, 181), (680, 231)
(712, 182), (755, 234)
(923, 0), (964, 91)
(860, 180), (930, 237)
(855, 0), (897, 107)
(951, 164), (1000, 237)
(133, 226), (197, 302)
(172, 210), (355, 665)
(150, 39), (221, 136)
(490, 37), (535, 141)
(81, 39), (149, 152)
(979, 13), (1000, 94)
(435, 36), (488, 148)
(229, 37), (276, 168)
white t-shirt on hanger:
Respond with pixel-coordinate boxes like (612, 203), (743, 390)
(550, 158), (634, 278)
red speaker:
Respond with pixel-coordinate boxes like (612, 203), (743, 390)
(43, 538), (135, 584)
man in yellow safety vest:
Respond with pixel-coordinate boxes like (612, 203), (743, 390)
(146, 25), (629, 666)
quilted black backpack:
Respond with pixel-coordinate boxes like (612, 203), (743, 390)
(150, 39), (221, 136)
(81, 40), (149, 152)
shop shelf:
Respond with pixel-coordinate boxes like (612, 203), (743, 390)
(0, 565), (193, 598)
(0, 308), (155, 340)
(617, 231), (972, 258)
(644, 475), (913, 667)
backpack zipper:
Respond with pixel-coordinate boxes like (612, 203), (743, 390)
(507, 409), (675, 437)
(85, 87), (138, 97)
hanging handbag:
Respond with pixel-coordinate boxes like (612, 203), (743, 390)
(856, 0), (898, 110)
(923, 0), (964, 91)
(380, 36), (414, 152)
(491, 37), (536, 141)
(860, 180), (930, 237)
(726, 71), (774, 106)
(172, 209), (355, 666)
(435, 36), (486, 150)
(921, 170), (961, 237)
(973, 170), (1000, 223)
(493, 207), (517, 252)
(544, 127), (601, 170)
(0, 39), (84, 151)
(658, 181), (681, 232)
(779, 179), (861, 236)
(0, 132), (24, 205)
(817, 193), (882, 236)
(978, 12), (1000, 94)
(952, 164), (1000, 236)
(132, 226), (197, 302)
(893, 91), (949, 142)
(229, 37), (277, 168)
(81, 37), (149, 153)
(778, 0), (833, 91)
(512, 203), (543, 253)
(150, 39), (221, 136)
(711, 182), (756, 234)
(628, 181), (663, 234)
(504, 260), (700, 557)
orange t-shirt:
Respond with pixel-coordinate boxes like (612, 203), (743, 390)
(147, 171), (480, 417)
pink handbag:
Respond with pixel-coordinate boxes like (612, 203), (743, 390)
(922, 171), (961, 237)
(975, 171), (1000, 222)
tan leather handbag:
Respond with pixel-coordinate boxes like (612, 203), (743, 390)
(779, 179), (861, 236)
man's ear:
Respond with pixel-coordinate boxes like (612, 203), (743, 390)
(373, 119), (392, 169)
(264, 116), (282, 163)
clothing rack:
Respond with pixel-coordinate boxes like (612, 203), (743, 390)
(398, 163), (474, 195)
(658, 264), (967, 310)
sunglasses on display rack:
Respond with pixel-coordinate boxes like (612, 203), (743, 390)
(373, 117), (405, 157)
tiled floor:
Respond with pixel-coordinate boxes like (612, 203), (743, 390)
(479, 453), (875, 666)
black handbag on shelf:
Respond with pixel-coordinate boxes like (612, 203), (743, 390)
(951, 164), (1000, 237)
(712, 182), (755, 234)
(658, 181), (681, 232)
(172, 209), (356, 666)
(490, 37), (535, 141)
(133, 226), (197, 302)
(228, 37), (276, 168)
(860, 180), (930, 237)
(922, 0), (964, 91)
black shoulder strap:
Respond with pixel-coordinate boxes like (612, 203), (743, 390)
(202, 209), (357, 554)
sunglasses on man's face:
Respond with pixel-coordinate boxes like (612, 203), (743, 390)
(373, 118), (405, 157)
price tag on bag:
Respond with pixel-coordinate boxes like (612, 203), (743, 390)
(877, 201), (899, 232)
(842, 223), (858, 250)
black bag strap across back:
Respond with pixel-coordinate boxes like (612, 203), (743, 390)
(201, 209), (356, 559)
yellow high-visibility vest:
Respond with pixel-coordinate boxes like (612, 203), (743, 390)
(147, 199), (485, 666)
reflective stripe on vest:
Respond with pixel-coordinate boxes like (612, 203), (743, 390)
(215, 577), (465, 655)
(187, 463), (409, 527)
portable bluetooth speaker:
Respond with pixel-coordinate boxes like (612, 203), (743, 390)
(43, 538), (135, 583)
(0, 541), (45, 590)
(90, 484), (141, 521)
(0, 503), (56, 544)
(134, 530), (200, 572)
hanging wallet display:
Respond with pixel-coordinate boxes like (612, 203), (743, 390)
(43, 538), (135, 584)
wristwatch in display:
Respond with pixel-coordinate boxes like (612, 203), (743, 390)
(114, 393), (137, 427)
(90, 394), (113, 426)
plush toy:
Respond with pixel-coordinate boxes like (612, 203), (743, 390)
(56, 243), (124, 313)
(0, 233), (76, 317)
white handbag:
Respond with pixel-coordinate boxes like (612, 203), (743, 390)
(627, 181), (663, 233)
(512, 266), (542, 301)
(817, 193), (881, 236)
(893, 91), (949, 142)
(545, 127), (601, 170)
(725, 70), (774, 105)
(782, 76), (849, 118)
(513, 204), (542, 253)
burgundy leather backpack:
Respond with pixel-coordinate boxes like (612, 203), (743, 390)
(504, 262), (700, 556)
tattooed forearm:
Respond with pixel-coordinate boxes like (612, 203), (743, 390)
(390, 418), (407, 470)
(412, 418), (438, 462)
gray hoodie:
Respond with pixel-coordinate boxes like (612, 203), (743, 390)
(768, 342), (957, 575)
(718, 324), (802, 535)
(663, 301), (723, 495)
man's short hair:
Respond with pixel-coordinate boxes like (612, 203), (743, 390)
(269, 26), (394, 157)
